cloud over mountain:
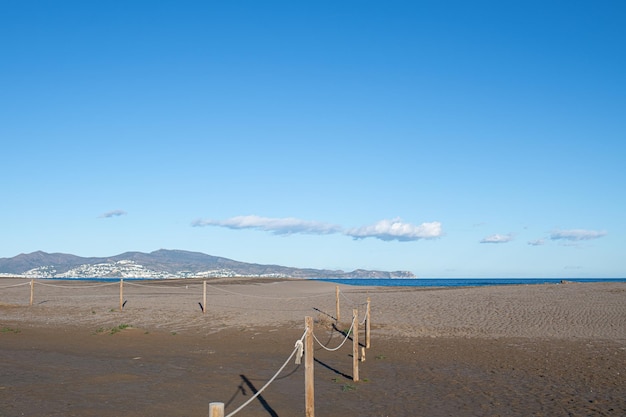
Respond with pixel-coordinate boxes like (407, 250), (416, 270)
(192, 215), (342, 235)
(193, 215), (442, 242)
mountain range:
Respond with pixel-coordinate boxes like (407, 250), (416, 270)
(0, 249), (416, 279)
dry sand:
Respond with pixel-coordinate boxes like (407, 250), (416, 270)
(1, 278), (625, 416)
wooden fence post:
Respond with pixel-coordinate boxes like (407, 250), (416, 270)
(119, 279), (124, 311)
(30, 279), (34, 306)
(335, 285), (340, 322)
(203, 280), (207, 314)
(365, 297), (371, 349)
(209, 402), (224, 417)
(352, 308), (359, 382)
(305, 316), (314, 417)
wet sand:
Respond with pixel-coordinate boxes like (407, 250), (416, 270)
(1, 278), (625, 416)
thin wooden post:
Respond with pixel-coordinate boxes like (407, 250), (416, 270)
(352, 308), (359, 382)
(203, 280), (207, 314)
(29, 279), (34, 306)
(305, 316), (314, 417)
(209, 402), (224, 417)
(365, 297), (371, 349)
(119, 279), (124, 311)
(335, 285), (340, 322)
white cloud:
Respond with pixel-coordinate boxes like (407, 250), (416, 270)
(550, 229), (607, 241)
(480, 234), (513, 244)
(527, 239), (545, 246)
(100, 210), (127, 218)
(191, 215), (342, 235)
(193, 215), (443, 242)
(345, 219), (443, 241)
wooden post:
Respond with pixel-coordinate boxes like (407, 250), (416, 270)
(29, 279), (34, 306)
(352, 308), (359, 382)
(209, 402), (224, 417)
(119, 279), (124, 311)
(203, 280), (207, 314)
(305, 316), (314, 417)
(335, 285), (340, 322)
(365, 297), (371, 349)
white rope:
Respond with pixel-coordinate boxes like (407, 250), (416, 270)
(312, 315), (356, 352)
(226, 328), (308, 417)
(207, 284), (331, 300)
(0, 281), (31, 289)
(359, 308), (369, 326)
(203, 302), (317, 312)
(338, 288), (369, 307)
(294, 340), (304, 365)
(124, 281), (199, 290)
(35, 281), (119, 289)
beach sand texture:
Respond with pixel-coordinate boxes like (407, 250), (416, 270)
(1, 278), (625, 416)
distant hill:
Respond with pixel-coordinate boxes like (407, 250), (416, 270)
(0, 249), (416, 279)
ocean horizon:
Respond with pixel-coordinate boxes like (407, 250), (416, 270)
(313, 277), (626, 287)
(23, 277), (626, 287)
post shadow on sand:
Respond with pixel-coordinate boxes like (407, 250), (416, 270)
(314, 357), (352, 380)
(239, 374), (279, 417)
(332, 323), (365, 348)
(312, 306), (336, 321)
(222, 362), (302, 416)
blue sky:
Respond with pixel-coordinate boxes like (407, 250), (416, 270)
(1, 1), (624, 278)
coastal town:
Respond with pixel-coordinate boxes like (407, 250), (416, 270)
(0, 259), (287, 279)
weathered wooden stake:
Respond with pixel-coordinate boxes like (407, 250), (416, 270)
(365, 296), (371, 349)
(352, 308), (359, 382)
(119, 279), (124, 311)
(29, 279), (34, 306)
(335, 285), (340, 322)
(360, 346), (366, 362)
(208, 402), (224, 417)
(305, 316), (314, 417)
(203, 280), (207, 314)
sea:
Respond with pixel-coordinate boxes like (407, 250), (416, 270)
(33, 277), (626, 288)
(312, 278), (626, 287)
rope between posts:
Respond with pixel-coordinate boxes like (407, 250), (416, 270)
(312, 315), (356, 352)
(359, 308), (368, 326)
(226, 327), (308, 417)
(124, 281), (200, 290)
(35, 281), (119, 289)
(0, 282), (31, 289)
(207, 284), (331, 300)
(202, 302), (318, 312)
(339, 289), (368, 307)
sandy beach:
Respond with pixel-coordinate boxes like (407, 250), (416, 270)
(1, 278), (625, 416)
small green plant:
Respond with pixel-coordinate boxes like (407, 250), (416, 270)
(375, 354), (387, 360)
(1, 327), (20, 334)
(171, 331), (177, 336)
(95, 327), (105, 334)
(110, 324), (131, 335)
(341, 383), (357, 392)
